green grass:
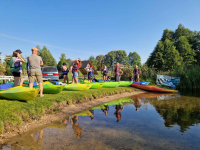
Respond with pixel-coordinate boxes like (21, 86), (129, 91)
(0, 86), (139, 134)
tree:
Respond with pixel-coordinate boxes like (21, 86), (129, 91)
(174, 24), (193, 42)
(39, 46), (57, 67)
(57, 53), (68, 71)
(89, 56), (97, 69)
(161, 29), (175, 42)
(128, 52), (141, 67)
(176, 36), (196, 66)
(66, 58), (72, 66)
(104, 50), (127, 67)
(4, 55), (12, 76)
(96, 55), (104, 70)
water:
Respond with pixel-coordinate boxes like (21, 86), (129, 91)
(1, 92), (200, 150)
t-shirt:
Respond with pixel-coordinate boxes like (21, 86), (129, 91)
(133, 68), (139, 75)
(27, 54), (43, 72)
(14, 57), (22, 73)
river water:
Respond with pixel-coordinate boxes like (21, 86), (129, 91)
(1, 92), (200, 150)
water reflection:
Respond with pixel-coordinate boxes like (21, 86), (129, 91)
(2, 92), (200, 150)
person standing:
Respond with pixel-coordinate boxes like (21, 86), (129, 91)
(72, 59), (81, 84)
(119, 70), (123, 82)
(133, 65), (141, 82)
(62, 62), (69, 84)
(114, 63), (120, 82)
(101, 65), (109, 81)
(27, 47), (44, 97)
(87, 65), (94, 82)
(10, 50), (25, 87)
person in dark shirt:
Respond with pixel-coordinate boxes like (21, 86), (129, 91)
(101, 105), (109, 116)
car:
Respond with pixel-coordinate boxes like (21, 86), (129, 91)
(42, 67), (59, 81)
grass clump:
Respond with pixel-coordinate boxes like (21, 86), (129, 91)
(0, 87), (138, 133)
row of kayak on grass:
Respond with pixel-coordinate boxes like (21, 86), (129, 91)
(0, 80), (178, 101)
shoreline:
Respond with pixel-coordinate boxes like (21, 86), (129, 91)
(0, 88), (146, 145)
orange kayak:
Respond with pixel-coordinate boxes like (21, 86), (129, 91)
(130, 84), (178, 93)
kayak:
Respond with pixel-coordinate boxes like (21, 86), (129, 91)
(63, 84), (92, 91)
(119, 81), (132, 87)
(103, 82), (120, 88)
(0, 84), (12, 90)
(130, 84), (178, 93)
(43, 81), (53, 85)
(104, 97), (133, 106)
(91, 105), (106, 110)
(72, 110), (93, 116)
(33, 84), (65, 94)
(85, 83), (105, 89)
(0, 86), (40, 101)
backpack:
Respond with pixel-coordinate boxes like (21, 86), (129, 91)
(10, 57), (21, 72)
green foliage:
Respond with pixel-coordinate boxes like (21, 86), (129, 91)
(96, 55), (104, 70)
(176, 36), (196, 65)
(4, 55), (12, 76)
(66, 58), (72, 66)
(128, 51), (141, 67)
(147, 24), (199, 71)
(38, 46), (57, 67)
(89, 55), (97, 69)
(57, 53), (68, 71)
(104, 50), (128, 67)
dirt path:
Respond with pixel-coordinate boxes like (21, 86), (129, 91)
(0, 90), (146, 145)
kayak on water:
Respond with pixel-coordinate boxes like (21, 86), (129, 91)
(91, 105), (106, 110)
(103, 82), (120, 88)
(63, 84), (92, 91)
(130, 84), (178, 93)
(104, 97), (133, 106)
(85, 83), (105, 89)
(33, 84), (65, 94)
(72, 110), (93, 116)
(0, 86), (40, 101)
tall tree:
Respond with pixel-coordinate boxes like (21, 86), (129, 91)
(66, 58), (72, 66)
(176, 36), (196, 66)
(174, 24), (193, 42)
(39, 46), (57, 67)
(128, 52), (141, 67)
(161, 29), (175, 42)
(89, 56), (97, 69)
(96, 55), (104, 70)
(57, 53), (68, 71)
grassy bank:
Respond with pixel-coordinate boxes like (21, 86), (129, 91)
(0, 87), (139, 134)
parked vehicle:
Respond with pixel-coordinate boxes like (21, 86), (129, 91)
(42, 67), (59, 81)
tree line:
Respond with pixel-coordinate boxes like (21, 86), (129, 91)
(147, 24), (200, 71)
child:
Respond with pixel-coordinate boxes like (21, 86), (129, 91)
(87, 65), (94, 82)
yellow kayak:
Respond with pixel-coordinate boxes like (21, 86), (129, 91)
(0, 86), (40, 101)
(63, 84), (92, 91)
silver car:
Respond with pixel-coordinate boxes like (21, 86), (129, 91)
(42, 67), (59, 81)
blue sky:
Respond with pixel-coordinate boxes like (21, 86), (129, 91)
(0, 0), (200, 63)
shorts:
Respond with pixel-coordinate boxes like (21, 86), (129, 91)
(88, 75), (93, 80)
(115, 75), (119, 82)
(12, 72), (23, 79)
(103, 73), (107, 77)
(73, 72), (78, 77)
(63, 73), (68, 76)
(29, 72), (43, 83)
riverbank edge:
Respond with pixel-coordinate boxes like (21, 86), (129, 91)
(0, 87), (146, 145)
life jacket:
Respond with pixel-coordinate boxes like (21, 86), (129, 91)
(10, 57), (22, 72)
(62, 66), (69, 74)
(72, 63), (79, 72)
(114, 66), (120, 74)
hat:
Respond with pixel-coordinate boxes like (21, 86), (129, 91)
(63, 62), (67, 65)
(15, 49), (22, 54)
(90, 65), (93, 68)
(31, 47), (39, 51)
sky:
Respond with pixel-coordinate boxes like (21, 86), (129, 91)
(0, 0), (200, 64)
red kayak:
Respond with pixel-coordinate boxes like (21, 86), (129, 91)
(130, 84), (178, 93)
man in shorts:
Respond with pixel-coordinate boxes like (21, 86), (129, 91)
(133, 65), (141, 82)
(27, 47), (44, 97)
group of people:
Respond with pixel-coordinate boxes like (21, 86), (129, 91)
(10, 47), (44, 97)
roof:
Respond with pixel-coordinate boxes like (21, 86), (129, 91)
(79, 60), (98, 75)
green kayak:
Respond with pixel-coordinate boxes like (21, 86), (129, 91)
(103, 82), (120, 88)
(63, 84), (92, 91)
(72, 110), (93, 116)
(85, 83), (105, 89)
(119, 81), (132, 87)
(0, 86), (40, 101)
(104, 97), (133, 106)
(91, 105), (106, 109)
(33, 84), (65, 94)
